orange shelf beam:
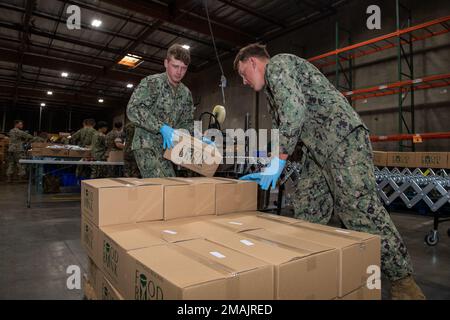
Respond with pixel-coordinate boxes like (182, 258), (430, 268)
(342, 73), (450, 101)
(371, 132), (450, 143)
(308, 15), (450, 69)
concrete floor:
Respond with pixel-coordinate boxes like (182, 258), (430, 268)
(0, 182), (449, 300)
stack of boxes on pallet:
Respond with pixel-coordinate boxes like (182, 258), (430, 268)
(29, 142), (92, 158)
(0, 136), (8, 163)
(81, 177), (381, 300)
(0, 136), (9, 178)
(373, 151), (450, 169)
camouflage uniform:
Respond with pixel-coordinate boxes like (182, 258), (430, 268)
(90, 131), (108, 179)
(6, 128), (33, 178)
(123, 122), (141, 178)
(264, 53), (413, 281)
(71, 127), (96, 178)
(126, 72), (194, 178)
(70, 127), (96, 147)
(105, 129), (124, 177)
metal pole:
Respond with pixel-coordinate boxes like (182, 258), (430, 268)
(68, 110), (72, 132)
(1, 109), (6, 132)
(396, 0), (403, 151)
(38, 106), (42, 132)
(27, 164), (32, 208)
(335, 21), (340, 90)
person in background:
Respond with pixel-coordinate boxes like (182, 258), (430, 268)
(90, 121), (109, 179)
(106, 121), (125, 177)
(70, 118), (96, 178)
(123, 121), (141, 178)
(6, 120), (34, 183)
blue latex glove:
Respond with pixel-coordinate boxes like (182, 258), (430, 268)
(240, 157), (286, 190)
(202, 136), (215, 146)
(160, 124), (175, 150)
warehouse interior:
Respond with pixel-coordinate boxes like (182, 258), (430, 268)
(0, 0), (449, 300)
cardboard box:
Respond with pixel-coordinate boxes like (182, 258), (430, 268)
(415, 152), (448, 169)
(448, 152), (450, 169)
(126, 239), (274, 300)
(372, 151), (388, 167)
(107, 150), (124, 162)
(99, 221), (201, 295)
(98, 223), (167, 294)
(84, 258), (102, 300)
(387, 152), (417, 168)
(86, 257), (102, 293)
(207, 212), (298, 233)
(31, 142), (49, 149)
(81, 178), (164, 227)
(156, 177), (217, 220)
(212, 178), (258, 215)
(337, 285), (381, 300)
(97, 273), (125, 300)
(163, 134), (222, 177)
(276, 222), (381, 297)
(36, 147), (70, 157)
(69, 149), (91, 158)
(81, 215), (100, 267)
(181, 221), (339, 299)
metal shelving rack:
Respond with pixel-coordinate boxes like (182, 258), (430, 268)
(305, 3), (450, 245)
(307, 2), (450, 151)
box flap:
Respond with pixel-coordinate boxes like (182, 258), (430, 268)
(293, 221), (378, 242)
(175, 238), (268, 274)
(101, 224), (166, 251)
(180, 221), (319, 265)
(130, 244), (230, 288)
(210, 212), (297, 232)
(82, 178), (164, 189)
(140, 178), (188, 186)
(141, 223), (203, 243)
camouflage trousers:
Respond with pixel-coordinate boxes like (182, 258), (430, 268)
(76, 165), (91, 179)
(6, 151), (26, 177)
(133, 148), (175, 178)
(90, 163), (108, 179)
(291, 127), (413, 281)
(124, 153), (141, 178)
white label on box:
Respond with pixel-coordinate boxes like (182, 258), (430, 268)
(334, 229), (351, 234)
(228, 221), (243, 226)
(240, 239), (254, 246)
(163, 230), (178, 235)
(209, 251), (226, 259)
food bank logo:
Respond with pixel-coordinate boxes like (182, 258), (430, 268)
(84, 189), (93, 211)
(134, 271), (163, 300)
(103, 241), (119, 277)
(83, 224), (93, 249)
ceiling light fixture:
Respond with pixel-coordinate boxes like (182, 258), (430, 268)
(91, 19), (102, 27)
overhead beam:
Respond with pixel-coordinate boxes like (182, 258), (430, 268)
(0, 21), (177, 70)
(13, 0), (36, 107)
(57, 0), (234, 52)
(0, 48), (145, 83)
(101, 0), (251, 45)
(0, 2), (214, 63)
(217, 0), (285, 28)
(0, 85), (127, 110)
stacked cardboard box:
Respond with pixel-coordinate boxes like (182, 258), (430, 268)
(81, 177), (381, 300)
(385, 152), (450, 169)
(372, 151), (387, 167)
(0, 137), (9, 164)
(29, 143), (92, 158)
